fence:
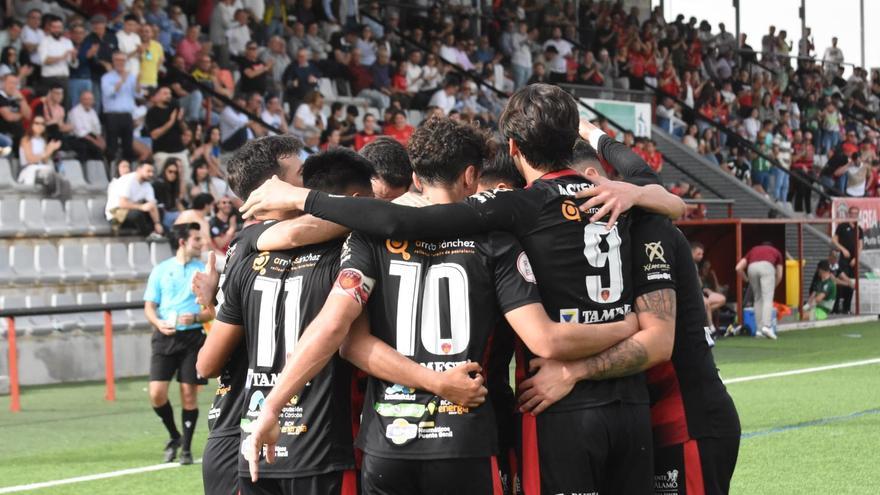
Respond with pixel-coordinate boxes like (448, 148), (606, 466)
(2, 301), (144, 412)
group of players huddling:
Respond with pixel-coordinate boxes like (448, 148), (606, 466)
(191, 84), (740, 495)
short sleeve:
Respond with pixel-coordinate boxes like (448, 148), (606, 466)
(215, 261), (243, 325)
(464, 187), (540, 236)
(629, 212), (677, 298)
(143, 264), (162, 304)
(339, 231), (379, 282)
(489, 232), (542, 314)
(227, 221), (275, 262)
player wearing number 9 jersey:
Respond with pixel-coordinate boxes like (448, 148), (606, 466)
(212, 149), (377, 495)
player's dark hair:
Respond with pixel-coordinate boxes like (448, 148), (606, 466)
(226, 135), (304, 200)
(302, 148), (373, 195)
(191, 193), (214, 211)
(123, 14), (139, 24)
(408, 118), (488, 185)
(691, 241), (705, 251)
(499, 83), (579, 172)
(360, 137), (412, 189)
(570, 138), (600, 171)
(480, 149), (525, 189)
(170, 222), (200, 249)
(817, 260), (831, 272)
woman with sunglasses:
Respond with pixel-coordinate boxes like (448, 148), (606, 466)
(18, 117), (70, 200)
(153, 158), (184, 231)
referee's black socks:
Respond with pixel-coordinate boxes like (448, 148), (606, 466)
(153, 401), (181, 440)
(181, 408), (199, 452)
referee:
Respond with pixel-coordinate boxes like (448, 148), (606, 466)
(144, 222), (214, 465)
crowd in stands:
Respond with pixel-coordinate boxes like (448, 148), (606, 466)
(3, 0), (880, 252)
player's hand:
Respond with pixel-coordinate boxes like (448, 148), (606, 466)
(239, 175), (306, 220)
(575, 171), (637, 228)
(178, 313), (195, 326)
(242, 411), (281, 482)
(517, 358), (577, 415)
(433, 361), (487, 408)
(840, 248), (850, 259)
(157, 321), (176, 336)
(578, 118), (601, 141)
(622, 311), (639, 336)
(192, 251), (220, 306)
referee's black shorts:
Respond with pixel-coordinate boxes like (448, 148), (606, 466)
(203, 434), (240, 495)
(149, 329), (207, 384)
(520, 402), (654, 495)
(653, 436), (740, 495)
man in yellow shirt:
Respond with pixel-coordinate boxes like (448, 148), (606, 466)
(140, 24), (164, 91)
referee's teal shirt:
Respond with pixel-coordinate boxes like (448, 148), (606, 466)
(144, 256), (206, 331)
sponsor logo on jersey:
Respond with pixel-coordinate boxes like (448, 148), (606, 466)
(645, 241), (667, 263)
(375, 402), (427, 418)
(517, 252), (536, 283)
(252, 251), (270, 274)
(340, 235), (353, 263)
(385, 239), (411, 260)
(654, 469), (680, 493)
(293, 252), (321, 265)
(385, 418), (418, 445)
(384, 383), (417, 401)
(226, 242), (237, 260)
(248, 390), (265, 412)
(557, 182), (593, 196)
(561, 199), (582, 222)
(559, 308), (579, 323)
(470, 190), (497, 203)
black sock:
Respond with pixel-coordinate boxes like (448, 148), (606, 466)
(181, 408), (199, 452)
(153, 401), (181, 440)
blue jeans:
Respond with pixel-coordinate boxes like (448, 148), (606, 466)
(512, 64), (532, 90)
(753, 170), (771, 191)
(178, 90), (203, 122)
(772, 167), (789, 202)
(68, 79), (93, 110)
(821, 130), (839, 154)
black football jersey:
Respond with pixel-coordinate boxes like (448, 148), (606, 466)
(216, 222), (354, 478)
(630, 212), (740, 446)
(341, 229), (541, 459)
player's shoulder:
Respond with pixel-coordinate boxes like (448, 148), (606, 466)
(467, 187), (529, 205)
(227, 220), (277, 261)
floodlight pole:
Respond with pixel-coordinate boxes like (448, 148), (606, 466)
(733, 0), (740, 48)
(799, 0), (806, 49)
(859, 0), (865, 68)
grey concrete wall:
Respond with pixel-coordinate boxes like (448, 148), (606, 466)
(1, 331), (152, 387)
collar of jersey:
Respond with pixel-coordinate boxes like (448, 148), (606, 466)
(527, 168), (581, 188)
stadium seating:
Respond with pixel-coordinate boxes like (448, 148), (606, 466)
(9, 244), (39, 285)
(76, 292), (105, 333)
(129, 242), (153, 279)
(107, 242), (138, 279)
(58, 239), (88, 283)
(42, 199), (70, 237)
(86, 198), (111, 236)
(0, 158), (27, 193)
(0, 197), (24, 237)
(102, 291), (132, 332)
(150, 242), (173, 265)
(85, 161), (109, 189)
(82, 242), (111, 282)
(51, 293), (82, 332)
(64, 199), (92, 236)
(126, 290), (150, 329)
(34, 242), (62, 284)
(23, 295), (56, 337)
(60, 159), (96, 194)
(19, 198), (44, 236)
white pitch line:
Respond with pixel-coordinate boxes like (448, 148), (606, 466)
(723, 358), (880, 384)
(0, 459), (202, 494)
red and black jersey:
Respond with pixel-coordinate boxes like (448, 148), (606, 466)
(630, 212), (740, 447)
(305, 171), (646, 411)
(216, 222), (355, 478)
(340, 229), (541, 460)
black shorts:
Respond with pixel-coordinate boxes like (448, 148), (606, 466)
(203, 434), (240, 495)
(361, 454), (503, 495)
(653, 436), (740, 495)
(520, 402), (653, 495)
(239, 470), (357, 495)
(149, 329), (208, 384)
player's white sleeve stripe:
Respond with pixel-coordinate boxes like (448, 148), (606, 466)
(0, 458), (201, 493)
(723, 358), (880, 385)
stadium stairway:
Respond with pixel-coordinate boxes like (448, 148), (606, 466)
(653, 125), (844, 302)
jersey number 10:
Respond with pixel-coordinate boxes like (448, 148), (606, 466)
(389, 261), (471, 357)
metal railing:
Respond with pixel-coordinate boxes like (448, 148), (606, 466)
(684, 198), (736, 218)
(2, 301), (145, 412)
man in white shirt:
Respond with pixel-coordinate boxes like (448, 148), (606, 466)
(68, 90), (105, 161)
(404, 51), (423, 92)
(106, 161), (164, 239)
(542, 27), (572, 78)
(21, 9), (44, 67)
(116, 15), (143, 78)
(225, 8), (251, 57)
(823, 37), (844, 77)
(37, 15), (75, 98)
(428, 77), (460, 115)
(511, 21), (533, 89)
(220, 93), (265, 151)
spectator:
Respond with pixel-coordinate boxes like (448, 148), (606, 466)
(238, 41), (272, 95)
(174, 192), (215, 252)
(822, 37), (844, 76)
(146, 86), (189, 194)
(791, 130), (816, 214)
(176, 25), (201, 70)
(370, 47), (394, 105)
(262, 36), (290, 93)
(691, 242), (726, 335)
(356, 25), (378, 66)
(354, 112), (380, 151)
(0, 46), (33, 84)
(291, 89), (325, 138)
(188, 160), (236, 206)
(37, 15), (75, 98)
(0, 20), (23, 56)
(805, 260), (837, 320)
(527, 61), (548, 85)
(68, 23), (93, 108)
(772, 124), (792, 204)
(543, 27), (572, 80)
(845, 153), (870, 197)
(102, 51), (138, 162)
(139, 24), (164, 91)
(21, 9), (43, 69)
(167, 55), (203, 124)
(220, 93), (264, 151)
(18, 116), (69, 200)
(510, 21), (533, 90)
(260, 94), (289, 136)
(33, 83), (72, 143)
(642, 140), (663, 173)
(116, 15), (142, 78)
(429, 76), (460, 116)
(153, 158), (184, 230)
(105, 160), (164, 240)
(383, 110), (414, 147)
(189, 126), (223, 177)
(67, 90), (105, 162)
(281, 48), (320, 111)
(304, 22), (332, 59)
(359, 136), (412, 201)
(832, 206), (863, 313)
(349, 47), (390, 110)
(735, 242), (784, 340)
(0, 74), (31, 152)
(82, 15), (117, 112)
(209, 196), (239, 255)
(225, 9), (252, 59)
